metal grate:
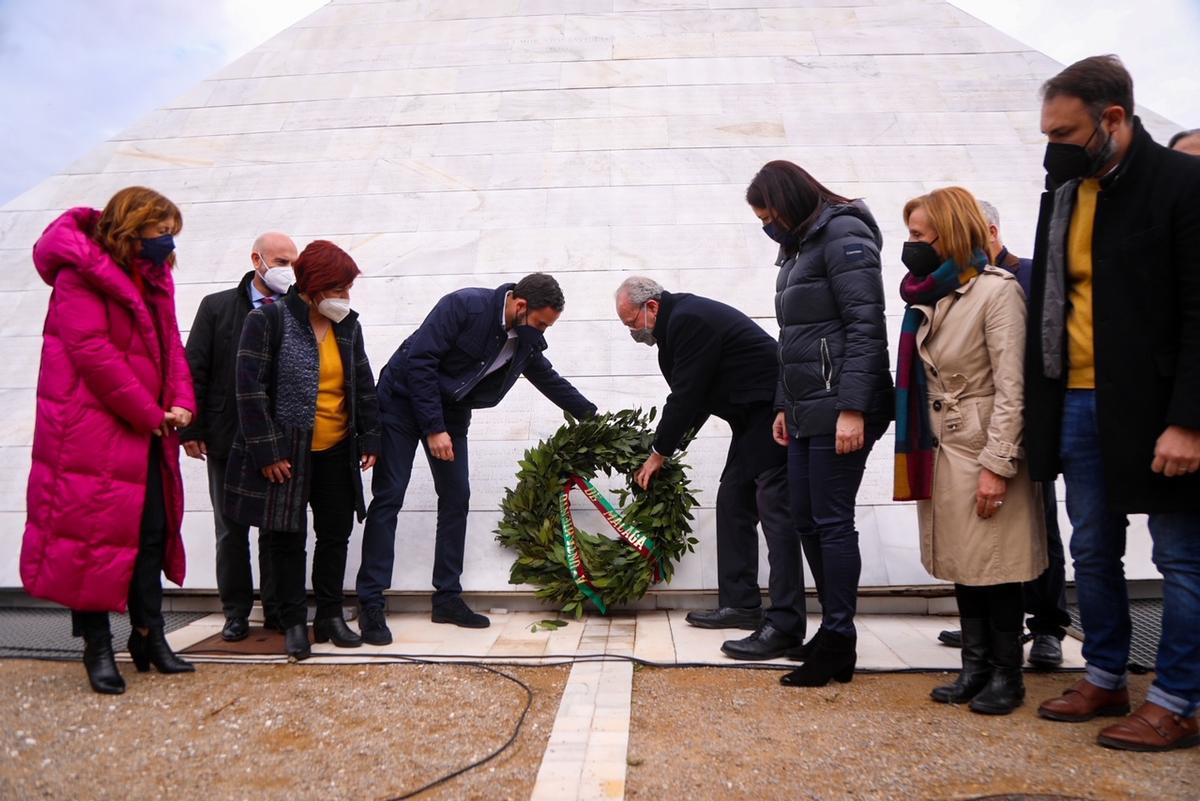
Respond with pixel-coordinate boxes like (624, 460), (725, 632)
(0, 608), (207, 660)
(1068, 598), (1162, 672)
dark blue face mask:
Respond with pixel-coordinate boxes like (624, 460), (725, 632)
(762, 221), (800, 252)
(140, 234), (175, 266)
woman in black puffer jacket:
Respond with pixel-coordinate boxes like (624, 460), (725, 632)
(747, 160), (894, 687)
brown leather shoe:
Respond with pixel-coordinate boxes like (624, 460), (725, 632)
(1037, 678), (1130, 722)
(1097, 702), (1200, 752)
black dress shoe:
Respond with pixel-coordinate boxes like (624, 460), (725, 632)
(684, 607), (762, 631)
(128, 627), (195, 674)
(938, 629), (963, 648)
(721, 623), (802, 661)
(222, 617), (250, 642)
(82, 631), (125, 695)
(313, 616), (362, 648)
(358, 607), (393, 646)
(431, 598), (490, 629)
(1027, 633), (1064, 669)
(284, 623), (311, 661)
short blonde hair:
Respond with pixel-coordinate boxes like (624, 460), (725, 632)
(903, 186), (990, 269)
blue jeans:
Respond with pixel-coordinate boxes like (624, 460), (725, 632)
(1060, 390), (1200, 716)
(355, 400), (472, 612)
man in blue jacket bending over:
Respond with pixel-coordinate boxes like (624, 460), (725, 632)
(356, 273), (596, 642)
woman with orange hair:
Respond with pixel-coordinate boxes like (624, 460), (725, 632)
(21, 187), (197, 694)
(225, 240), (380, 660)
(895, 186), (1047, 715)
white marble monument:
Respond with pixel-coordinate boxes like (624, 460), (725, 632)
(0, 0), (1173, 599)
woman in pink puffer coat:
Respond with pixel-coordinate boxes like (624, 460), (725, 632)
(21, 187), (197, 695)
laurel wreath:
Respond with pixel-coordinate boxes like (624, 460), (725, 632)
(495, 409), (699, 617)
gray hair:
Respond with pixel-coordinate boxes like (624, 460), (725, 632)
(978, 200), (999, 227)
(615, 276), (663, 306)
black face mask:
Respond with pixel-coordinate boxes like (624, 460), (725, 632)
(901, 240), (942, 278)
(1043, 121), (1116, 185)
(762, 221), (800, 252)
(139, 234), (175, 267)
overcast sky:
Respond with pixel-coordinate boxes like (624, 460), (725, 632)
(949, 0), (1200, 127)
(0, 0), (325, 204)
(0, 0), (1197, 205)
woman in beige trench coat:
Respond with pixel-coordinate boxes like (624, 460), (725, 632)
(895, 187), (1047, 716)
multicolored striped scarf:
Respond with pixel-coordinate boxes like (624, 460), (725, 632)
(893, 249), (987, 501)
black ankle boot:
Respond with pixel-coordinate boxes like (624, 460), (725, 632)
(780, 629), (856, 687)
(129, 626), (195, 674)
(931, 618), (991, 704)
(784, 627), (826, 662)
(284, 623), (312, 661)
(313, 616), (362, 648)
(969, 627), (1025, 715)
(82, 630), (125, 695)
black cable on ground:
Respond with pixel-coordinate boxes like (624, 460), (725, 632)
(366, 659), (533, 801)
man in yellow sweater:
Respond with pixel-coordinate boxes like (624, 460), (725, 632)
(1025, 55), (1200, 753)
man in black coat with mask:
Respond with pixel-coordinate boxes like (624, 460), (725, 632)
(615, 276), (805, 660)
(1027, 55), (1200, 752)
(181, 231), (297, 641)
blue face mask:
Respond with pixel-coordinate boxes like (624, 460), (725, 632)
(140, 234), (175, 266)
(762, 221), (800, 252)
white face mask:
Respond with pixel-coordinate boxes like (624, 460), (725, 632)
(255, 253), (294, 294)
(317, 297), (351, 323)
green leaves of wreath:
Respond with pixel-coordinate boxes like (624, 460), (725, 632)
(496, 409), (699, 618)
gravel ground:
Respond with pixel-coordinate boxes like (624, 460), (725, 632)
(627, 669), (1198, 801)
(0, 660), (566, 801)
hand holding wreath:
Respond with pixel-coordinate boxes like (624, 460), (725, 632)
(495, 409), (699, 617)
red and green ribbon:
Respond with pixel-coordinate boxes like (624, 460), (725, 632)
(557, 475), (664, 614)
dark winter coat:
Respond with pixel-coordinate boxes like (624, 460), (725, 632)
(179, 271), (256, 459)
(378, 283), (595, 434)
(996, 247), (1033, 299)
(224, 291), (380, 532)
(650, 291), (784, 478)
(774, 200), (894, 438)
(1024, 118), (1200, 512)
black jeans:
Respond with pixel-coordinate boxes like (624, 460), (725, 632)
(207, 454), (276, 622)
(267, 439), (357, 628)
(715, 463), (805, 636)
(955, 582), (1024, 632)
(1023, 480), (1071, 639)
(787, 422), (886, 638)
(72, 444), (167, 637)
(356, 402), (472, 611)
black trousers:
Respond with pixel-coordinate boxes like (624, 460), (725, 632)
(955, 582), (1024, 632)
(710, 403), (806, 635)
(1023, 480), (1071, 639)
(207, 454), (277, 621)
(715, 463), (805, 635)
(266, 439), (357, 628)
(72, 444), (167, 637)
